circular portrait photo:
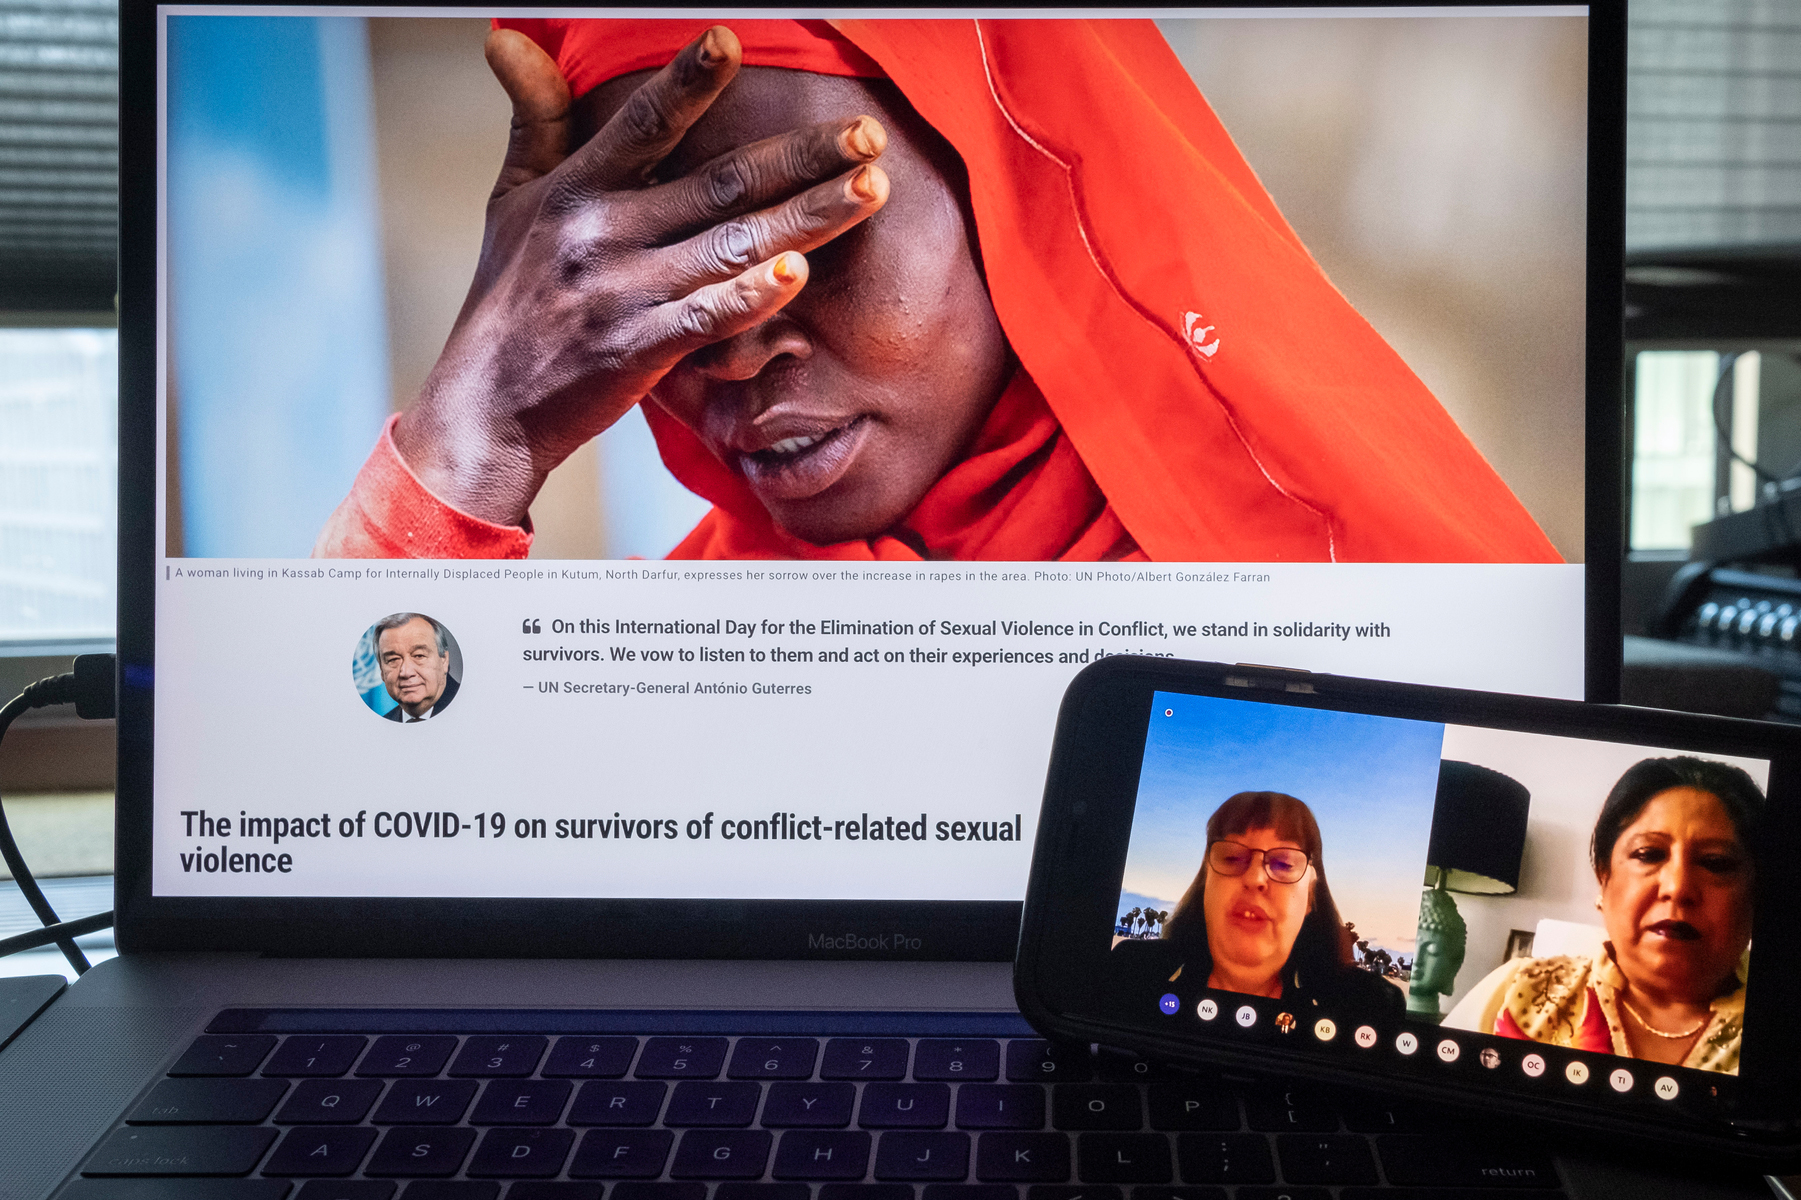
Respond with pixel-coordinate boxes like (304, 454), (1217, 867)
(352, 612), (463, 723)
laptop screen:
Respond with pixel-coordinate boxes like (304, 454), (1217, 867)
(136, 6), (1606, 917)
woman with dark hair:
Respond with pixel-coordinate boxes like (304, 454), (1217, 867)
(1121, 792), (1402, 1012)
(1444, 756), (1761, 1074)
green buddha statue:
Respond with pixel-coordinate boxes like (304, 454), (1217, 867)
(1406, 884), (1467, 1022)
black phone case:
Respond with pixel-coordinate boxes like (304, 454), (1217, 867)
(1014, 655), (1801, 1166)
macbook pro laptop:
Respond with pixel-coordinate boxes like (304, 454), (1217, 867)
(9, 2), (1763, 1198)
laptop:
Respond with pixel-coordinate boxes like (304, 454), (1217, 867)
(9, 1), (1767, 1197)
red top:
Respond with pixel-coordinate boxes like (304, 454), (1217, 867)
(315, 18), (1561, 564)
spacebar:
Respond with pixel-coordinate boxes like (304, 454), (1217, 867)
(60, 1181), (292, 1199)
(1342, 1190), (1567, 1200)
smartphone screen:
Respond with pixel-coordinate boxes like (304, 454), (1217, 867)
(1108, 689), (1770, 1121)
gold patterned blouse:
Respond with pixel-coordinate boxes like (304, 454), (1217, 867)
(1441, 948), (1744, 1074)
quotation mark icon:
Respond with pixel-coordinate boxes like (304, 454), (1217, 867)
(522, 618), (541, 634)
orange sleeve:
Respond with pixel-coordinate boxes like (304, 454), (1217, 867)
(312, 414), (533, 560)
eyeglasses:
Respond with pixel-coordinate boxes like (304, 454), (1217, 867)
(1206, 841), (1311, 884)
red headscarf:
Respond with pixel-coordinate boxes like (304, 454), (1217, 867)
(496, 17), (1561, 564)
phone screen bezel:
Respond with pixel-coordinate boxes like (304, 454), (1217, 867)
(1015, 656), (1801, 1159)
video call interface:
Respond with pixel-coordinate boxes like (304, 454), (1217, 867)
(1112, 692), (1768, 1112)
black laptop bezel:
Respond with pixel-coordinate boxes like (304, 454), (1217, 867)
(113, 0), (1627, 959)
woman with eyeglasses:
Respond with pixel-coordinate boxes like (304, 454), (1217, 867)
(1155, 792), (1403, 1011)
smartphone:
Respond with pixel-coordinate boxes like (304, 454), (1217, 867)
(1014, 656), (1801, 1162)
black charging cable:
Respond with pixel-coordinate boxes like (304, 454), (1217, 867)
(0, 654), (117, 974)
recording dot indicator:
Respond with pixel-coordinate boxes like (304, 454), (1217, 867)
(1654, 1076), (1680, 1101)
(1565, 1061), (1590, 1085)
(1609, 1068), (1634, 1093)
(1164, 708), (1174, 717)
(1235, 1005), (1258, 1028)
(1314, 1018), (1337, 1042)
(1353, 1025), (1378, 1049)
(1197, 998), (1219, 1021)
(1159, 993), (1180, 1016)
(1521, 1054), (1546, 1078)
(1435, 1039), (1460, 1063)
(1395, 1032), (1419, 1056)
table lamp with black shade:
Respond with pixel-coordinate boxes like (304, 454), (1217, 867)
(1406, 760), (1532, 1022)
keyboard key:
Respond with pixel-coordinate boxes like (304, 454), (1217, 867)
(393, 1174), (490, 1198)
(1076, 1133), (1171, 1183)
(59, 1184), (293, 1200)
(875, 1132), (970, 1181)
(772, 1130), (873, 1179)
(129, 1078), (288, 1124)
(451, 1036), (548, 1078)
(1091, 1050), (1171, 1082)
(821, 1038), (910, 1079)
(275, 1079), (383, 1125)
(914, 1040), (1000, 1081)
(955, 1085), (1045, 1130)
(818, 1187), (913, 1200)
(664, 1081), (762, 1126)
(713, 1181), (806, 1196)
(567, 1081), (667, 1126)
(372, 1079), (478, 1125)
(729, 1037), (820, 1079)
(1276, 1134), (1378, 1184)
(470, 1079), (572, 1125)
(543, 1036), (639, 1078)
(294, 1184), (392, 1200)
(1051, 1085), (1141, 1130)
(861, 1083), (951, 1128)
(1174, 1133), (1274, 1185)
(671, 1129), (773, 1179)
(1338, 1093), (1430, 1133)
(295, 1183), (394, 1200)
(763, 1081), (856, 1127)
(81, 1125), (277, 1176)
(1005, 1041), (1092, 1083)
(170, 1035), (279, 1077)
(1134, 1188), (1227, 1200)
(1146, 1083), (1236, 1131)
(506, 1186), (602, 1200)
(716, 1185), (811, 1200)
(635, 1037), (729, 1079)
(924, 1187), (1014, 1200)
(365, 1127), (476, 1177)
(1341, 1192), (1568, 1200)
(357, 1037), (458, 1078)
(1237, 1190), (1331, 1200)
(1028, 1186), (1122, 1200)
(568, 1128), (675, 1178)
(1244, 1086), (1337, 1132)
(1145, 1081), (1231, 1124)
(466, 1127), (575, 1177)
(612, 1186), (706, 1200)
(1376, 1134), (1560, 1188)
(262, 1127), (378, 1176)
(264, 1037), (367, 1078)
(974, 1132), (1069, 1183)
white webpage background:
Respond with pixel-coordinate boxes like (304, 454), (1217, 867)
(151, 561), (1582, 899)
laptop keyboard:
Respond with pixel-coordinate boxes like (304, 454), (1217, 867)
(60, 1012), (1566, 1200)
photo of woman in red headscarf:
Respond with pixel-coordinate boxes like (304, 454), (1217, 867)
(312, 18), (1562, 564)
